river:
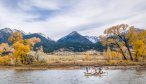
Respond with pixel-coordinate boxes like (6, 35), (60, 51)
(0, 69), (146, 84)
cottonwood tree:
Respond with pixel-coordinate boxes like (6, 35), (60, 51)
(8, 32), (41, 64)
(8, 32), (23, 43)
(128, 27), (146, 61)
(104, 24), (134, 61)
(0, 43), (13, 55)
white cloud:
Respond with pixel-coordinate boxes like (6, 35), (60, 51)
(0, 0), (146, 40)
(18, 0), (62, 11)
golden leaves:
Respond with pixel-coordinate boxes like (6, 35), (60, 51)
(0, 43), (13, 54)
(3, 32), (42, 64)
(104, 24), (129, 35)
(26, 37), (41, 47)
(8, 32), (23, 43)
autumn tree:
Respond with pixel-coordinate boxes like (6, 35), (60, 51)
(104, 24), (134, 61)
(104, 47), (112, 61)
(0, 43), (13, 56)
(8, 32), (41, 64)
(99, 35), (109, 51)
(12, 41), (30, 64)
(100, 35), (127, 60)
(0, 43), (13, 65)
(8, 32), (23, 43)
(26, 37), (41, 47)
(128, 27), (146, 61)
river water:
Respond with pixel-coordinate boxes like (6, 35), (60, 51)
(0, 69), (146, 84)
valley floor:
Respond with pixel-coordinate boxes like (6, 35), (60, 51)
(1, 54), (146, 70)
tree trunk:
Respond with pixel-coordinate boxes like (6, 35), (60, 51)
(120, 48), (127, 60)
(117, 34), (133, 61)
(116, 43), (127, 60)
(135, 53), (138, 62)
(125, 43), (133, 61)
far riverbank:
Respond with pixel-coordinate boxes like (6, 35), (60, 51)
(0, 65), (146, 70)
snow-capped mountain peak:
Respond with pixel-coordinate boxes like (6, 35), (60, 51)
(58, 31), (92, 44)
(13, 29), (26, 35)
(85, 36), (99, 43)
(68, 31), (79, 36)
(1, 28), (13, 33)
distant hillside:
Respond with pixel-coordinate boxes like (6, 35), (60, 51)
(0, 28), (105, 52)
(0, 28), (12, 43)
(23, 33), (56, 52)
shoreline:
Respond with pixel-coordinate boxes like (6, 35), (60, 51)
(0, 65), (146, 70)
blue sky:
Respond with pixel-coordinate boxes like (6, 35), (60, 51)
(0, 0), (146, 40)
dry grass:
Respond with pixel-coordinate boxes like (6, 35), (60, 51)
(44, 55), (146, 66)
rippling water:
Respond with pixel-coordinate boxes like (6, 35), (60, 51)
(0, 69), (146, 84)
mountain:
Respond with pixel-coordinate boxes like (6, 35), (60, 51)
(0, 28), (26, 43)
(56, 31), (93, 52)
(0, 28), (12, 43)
(0, 28), (13, 33)
(84, 36), (99, 43)
(24, 33), (56, 52)
(12, 29), (26, 35)
(58, 31), (92, 44)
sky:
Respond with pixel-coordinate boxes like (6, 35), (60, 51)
(0, 0), (146, 40)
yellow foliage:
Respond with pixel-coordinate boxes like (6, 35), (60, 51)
(104, 47), (112, 60)
(128, 29), (146, 60)
(85, 53), (90, 60)
(8, 32), (23, 43)
(27, 37), (41, 47)
(12, 41), (31, 64)
(0, 56), (11, 65)
(8, 32), (41, 64)
(0, 57), (3, 63)
(0, 43), (13, 54)
(111, 52), (116, 58)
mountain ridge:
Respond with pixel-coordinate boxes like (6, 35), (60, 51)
(0, 28), (104, 52)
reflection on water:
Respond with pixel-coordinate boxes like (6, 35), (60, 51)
(0, 69), (146, 84)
